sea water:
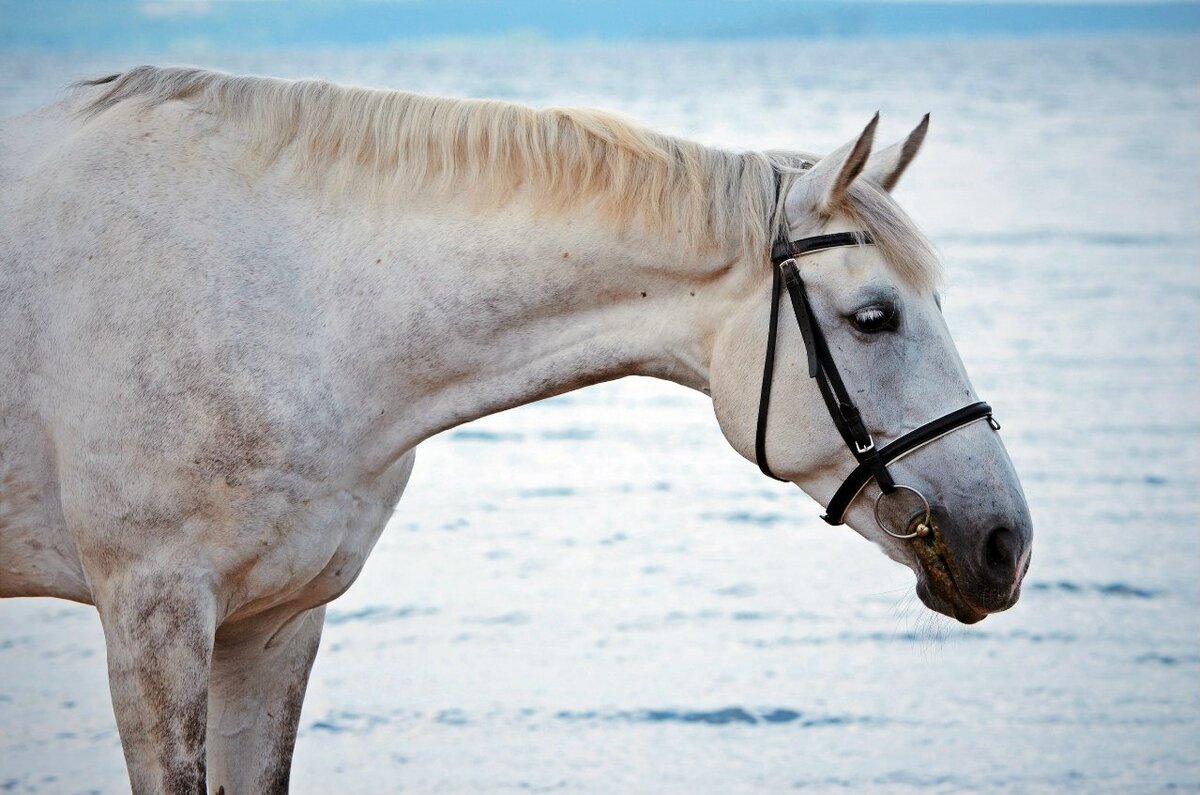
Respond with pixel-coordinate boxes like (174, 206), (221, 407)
(1, 36), (1197, 794)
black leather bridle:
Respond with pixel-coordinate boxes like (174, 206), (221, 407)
(755, 221), (1000, 534)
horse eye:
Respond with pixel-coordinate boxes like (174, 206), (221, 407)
(850, 304), (897, 333)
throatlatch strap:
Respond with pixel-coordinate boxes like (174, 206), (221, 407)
(755, 264), (788, 481)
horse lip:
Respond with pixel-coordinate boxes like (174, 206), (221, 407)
(910, 517), (989, 625)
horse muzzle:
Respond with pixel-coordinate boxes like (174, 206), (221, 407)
(908, 508), (1032, 624)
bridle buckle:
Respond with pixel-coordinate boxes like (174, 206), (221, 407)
(854, 437), (875, 455)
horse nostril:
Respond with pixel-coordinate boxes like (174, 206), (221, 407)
(983, 526), (1017, 579)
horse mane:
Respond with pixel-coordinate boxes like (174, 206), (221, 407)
(77, 66), (938, 289)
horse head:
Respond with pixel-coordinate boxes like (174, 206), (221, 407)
(710, 116), (1032, 624)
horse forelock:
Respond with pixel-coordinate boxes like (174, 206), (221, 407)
(841, 180), (942, 293)
(770, 153), (942, 293)
(76, 66), (939, 289)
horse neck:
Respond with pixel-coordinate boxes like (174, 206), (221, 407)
(355, 201), (747, 448)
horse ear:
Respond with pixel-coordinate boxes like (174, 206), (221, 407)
(800, 112), (879, 216)
(864, 113), (929, 192)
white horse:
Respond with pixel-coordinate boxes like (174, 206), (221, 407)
(0, 67), (1032, 793)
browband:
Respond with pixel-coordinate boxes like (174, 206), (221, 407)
(770, 231), (873, 265)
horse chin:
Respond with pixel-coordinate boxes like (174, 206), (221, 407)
(915, 574), (988, 625)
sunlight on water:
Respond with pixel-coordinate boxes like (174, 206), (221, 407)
(1, 35), (1197, 794)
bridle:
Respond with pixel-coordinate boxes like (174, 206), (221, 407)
(754, 192), (1000, 538)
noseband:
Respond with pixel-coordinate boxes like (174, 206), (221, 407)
(755, 223), (1000, 535)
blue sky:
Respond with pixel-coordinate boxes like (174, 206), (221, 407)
(3, 0), (1198, 51)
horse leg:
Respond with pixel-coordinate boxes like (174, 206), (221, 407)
(93, 569), (218, 794)
(206, 607), (325, 795)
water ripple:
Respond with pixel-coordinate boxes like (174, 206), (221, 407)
(1027, 580), (1163, 599)
(554, 707), (870, 727)
(449, 429), (524, 442)
(325, 605), (439, 625)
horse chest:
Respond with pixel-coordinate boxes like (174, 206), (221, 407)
(219, 450), (417, 623)
(0, 427), (90, 601)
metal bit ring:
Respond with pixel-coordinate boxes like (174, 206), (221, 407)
(873, 484), (933, 540)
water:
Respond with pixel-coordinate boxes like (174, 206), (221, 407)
(1, 36), (1198, 794)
